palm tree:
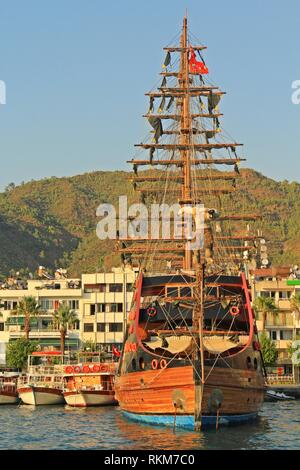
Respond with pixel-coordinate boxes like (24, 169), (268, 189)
(253, 296), (279, 332)
(13, 296), (41, 340)
(53, 302), (77, 353)
(290, 293), (300, 322)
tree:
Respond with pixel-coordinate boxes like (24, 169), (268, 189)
(290, 293), (300, 322)
(13, 296), (42, 340)
(260, 331), (277, 366)
(6, 338), (37, 369)
(253, 296), (279, 332)
(53, 302), (77, 353)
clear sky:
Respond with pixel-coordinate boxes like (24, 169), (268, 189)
(0, 0), (299, 190)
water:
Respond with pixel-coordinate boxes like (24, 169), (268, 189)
(0, 402), (299, 450)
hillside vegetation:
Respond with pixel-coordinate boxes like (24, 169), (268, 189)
(0, 169), (300, 278)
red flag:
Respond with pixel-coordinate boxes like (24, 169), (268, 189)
(112, 345), (121, 357)
(189, 46), (208, 75)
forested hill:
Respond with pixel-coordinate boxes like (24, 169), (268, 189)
(0, 169), (300, 279)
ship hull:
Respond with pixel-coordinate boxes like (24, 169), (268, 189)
(123, 411), (258, 430)
(115, 358), (265, 429)
(63, 390), (117, 407)
(0, 391), (18, 405)
(18, 386), (64, 405)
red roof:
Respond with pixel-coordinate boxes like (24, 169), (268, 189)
(32, 351), (62, 356)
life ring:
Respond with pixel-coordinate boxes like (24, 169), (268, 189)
(147, 306), (157, 318)
(65, 366), (74, 374)
(230, 306), (240, 317)
(93, 364), (101, 373)
(151, 359), (158, 370)
(100, 364), (108, 372)
(82, 365), (90, 373)
(73, 366), (81, 373)
(160, 359), (167, 369)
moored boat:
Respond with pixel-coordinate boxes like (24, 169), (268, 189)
(114, 16), (266, 430)
(63, 358), (117, 407)
(0, 372), (19, 405)
(17, 351), (65, 405)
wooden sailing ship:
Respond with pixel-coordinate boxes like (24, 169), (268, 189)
(114, 16), (265, 430)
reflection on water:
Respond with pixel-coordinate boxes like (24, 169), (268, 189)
(0, 402), (299, 450)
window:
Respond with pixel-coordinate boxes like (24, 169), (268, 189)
(97, 323), (106, 332)
(68, 300), (79, 310)
(84, 323), (94, 332)
(40, 299), (54, 310)
(110, 303), (123, 313)
(279, 330), (293, 340)
(166, 286), (178, 297)
(180, 287), (192, 297)
(0, 323), (4, 331)
(2, 301), (18, 311)
(90, 304), (96, 315)
(74, 320), (80, 330)
(90, 303), (106, 315)
(126, 283), (134, 292)
(270, 330), (277, 341)
(279, 291), (292, 299)
(109, 284), (123, 293)
(109, 323), (123, 332)
(261, 291), (276, 298)
(84, 283), (106, 293)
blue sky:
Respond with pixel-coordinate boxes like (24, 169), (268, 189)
(0, 0), (299, 190)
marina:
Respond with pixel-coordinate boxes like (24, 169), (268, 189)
(0, 401), (299, 450)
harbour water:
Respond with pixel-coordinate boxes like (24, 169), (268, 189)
(0, 401), (299, 450)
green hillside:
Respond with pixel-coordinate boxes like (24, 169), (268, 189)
(0, 169), (299, 278)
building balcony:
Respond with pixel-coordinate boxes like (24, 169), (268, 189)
(274, 340), (291, 350)
(8, 329), (80, 339)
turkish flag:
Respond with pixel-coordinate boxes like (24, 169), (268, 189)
(189, 46), (209, 75)
(112, 345), (121, 357)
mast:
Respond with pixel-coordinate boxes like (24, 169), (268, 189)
(179, 16), (192, 270)
(117, 15), (262, 273)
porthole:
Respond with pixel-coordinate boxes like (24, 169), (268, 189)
(139, 357), (145, 370)
(246, 356), (252, 369)
(254, 358), (258, 370)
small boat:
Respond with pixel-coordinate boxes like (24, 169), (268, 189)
(265, 390), (296, 401)
(0, 372), (19, 405)
(17, 351), (65, 405)
(63, 356), (117, 407)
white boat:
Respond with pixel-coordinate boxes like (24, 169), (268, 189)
(63, 356), (117, 407)
(0, 372), (19, 405)
(17, 351), (65, 405)
(266, 390), (296, 401)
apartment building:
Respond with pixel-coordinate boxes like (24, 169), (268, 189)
(80, 269), (136, 351)
(0, 267), (136, 364)
(251, 266), (300, 381)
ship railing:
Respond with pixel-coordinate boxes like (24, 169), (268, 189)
(17, 377), (63, 388)
(27, 365), (64, 375)
(266, 374), (294, 384)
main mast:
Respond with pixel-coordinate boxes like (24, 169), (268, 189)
(179, 16), (192, 270)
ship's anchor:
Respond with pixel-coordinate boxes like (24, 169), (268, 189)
(208, 388), (224, 431)
(172, 389), (186, 433)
